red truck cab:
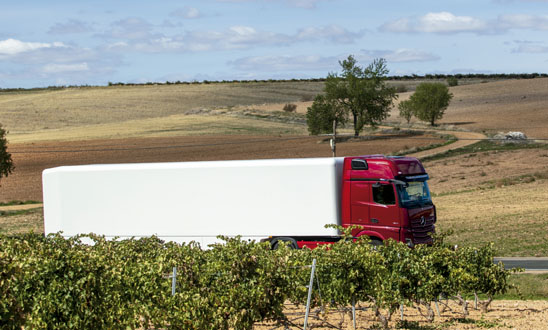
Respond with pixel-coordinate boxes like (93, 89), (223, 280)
(341, 155), (436, 247)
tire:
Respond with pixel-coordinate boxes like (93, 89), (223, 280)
(271, 238), (298, 250)
(369, 238), (383, 247)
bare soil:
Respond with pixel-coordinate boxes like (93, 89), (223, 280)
(255, 300), (548, 329)
(426, 149), (548, 195)
(0, 208), (43, 234)
(390, 78), (548, 139)
(425, 149), (548, 256)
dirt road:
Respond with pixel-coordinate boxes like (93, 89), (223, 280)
(408, 130), (486, 159)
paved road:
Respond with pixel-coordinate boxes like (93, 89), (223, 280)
(494, 257), (548, 272)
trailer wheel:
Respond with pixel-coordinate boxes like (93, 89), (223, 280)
(271, 238), (298, 250)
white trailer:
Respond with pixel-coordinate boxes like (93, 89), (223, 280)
(43, 158), (344, 246)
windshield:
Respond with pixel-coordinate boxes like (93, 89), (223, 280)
(396, 180), (432, 208)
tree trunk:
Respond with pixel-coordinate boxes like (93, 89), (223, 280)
(454, 294), (469, 316)
(416, 301), (435, 323)
(426, 303), (435, 323)
(374, 307), (389, 329)
(353, 112), (359, 136)
(480, 295), (494, 313)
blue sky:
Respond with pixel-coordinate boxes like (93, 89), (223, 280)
(1, 0), (548, 88)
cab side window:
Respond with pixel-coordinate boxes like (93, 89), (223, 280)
(372, 184), (396, 205)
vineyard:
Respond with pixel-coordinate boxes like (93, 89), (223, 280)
(0, 229), (515, 330)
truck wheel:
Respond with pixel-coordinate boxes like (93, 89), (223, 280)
(370, 238), (383, 247)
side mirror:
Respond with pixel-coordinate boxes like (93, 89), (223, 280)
(351, 159), (368, 170)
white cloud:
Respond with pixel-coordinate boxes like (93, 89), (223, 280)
(104, 24), (362, 53)
(230, 54), (338, 71)
(498, 14), (548, 30)
(94, 14), (361, 53)
(228, 49), (439, 74)
(215, 0), (332, 9)
(42, 62), (90, 73)
(511, 40), (548, 53)
(380, 12), (488, 34)
(359, 49), (440, 63)
(174, 26), (290, 51)
(419, 12), (487, 33)
(0, 38), (122, 86)
(101, 17), (156, 40)
(48, 19), (93, 35)
(0, 38), (66, 56)
(286, 0), (326, 8)
(381, 12), (548, 34)
(228, 49), (435, 73)
(514, 44), (548, 53)
(494, 0), (548, 3)
(296, 25), (362, 43)
(170, 6), (201, 19)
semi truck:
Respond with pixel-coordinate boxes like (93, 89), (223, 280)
(42, 155), (436, 248)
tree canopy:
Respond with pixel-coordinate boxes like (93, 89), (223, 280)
(398, 99), (414, 124)
(306, 94), (347, 135)
(307, 55), (397, 136)
(0, 124), (14, 184)
(408, 82), (453, 126)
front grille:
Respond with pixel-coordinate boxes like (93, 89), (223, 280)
(409, 216), (435, 244)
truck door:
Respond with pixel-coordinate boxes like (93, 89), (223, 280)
(350, 181), (370, 224)
(369, 182), (400, 241)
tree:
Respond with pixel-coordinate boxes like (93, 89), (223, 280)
(0, 124), (14, 184)
(307, 55), (397, 136)
(306, 94), (347, 135)
(408, 82), (453, 126)
(398, 99), (414, 124)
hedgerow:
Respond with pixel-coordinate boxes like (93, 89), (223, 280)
(0, 231), (514, 329)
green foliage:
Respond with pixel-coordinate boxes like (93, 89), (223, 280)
(408, 83), (453, 126)
(0, 200), (40, 207)
(282, 103), (297, 112)
(0, 124), (14, 183)
(307, 55), (397, 136)
(306, 94), (347, 134)
(398, 99), (414, 124)
(504, 273), (548, 300)
(395, 84), (408, 93)
(0, 232), (516, 329)
(447, 76), (459, 86)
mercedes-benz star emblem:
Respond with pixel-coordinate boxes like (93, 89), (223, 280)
(420, 216), (426, 226)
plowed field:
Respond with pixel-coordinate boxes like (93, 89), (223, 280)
(255, 300), (548, 329)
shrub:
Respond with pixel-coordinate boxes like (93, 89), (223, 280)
(398, 100), (414, 124)
(0, 232), (516, 329)
(447, 76), (459, 87)
(283, 103), (297, 112)
(395, 84), (408, 93)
